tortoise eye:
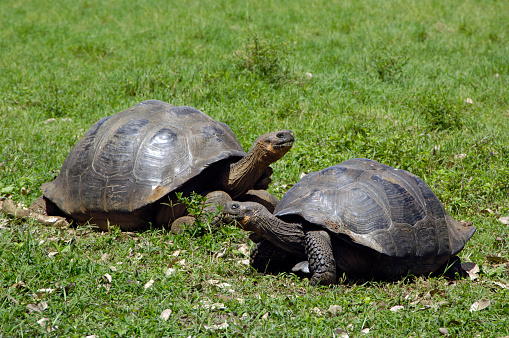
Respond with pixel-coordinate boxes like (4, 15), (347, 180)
(231, 203), (239, 210)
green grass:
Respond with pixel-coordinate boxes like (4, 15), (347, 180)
(1, 0), (508, 336)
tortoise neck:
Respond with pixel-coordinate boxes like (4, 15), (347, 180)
(226, 143), (271, 198)
(251, 210), (307, 257)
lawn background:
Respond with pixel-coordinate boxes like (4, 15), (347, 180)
(1, 0), (508, 336)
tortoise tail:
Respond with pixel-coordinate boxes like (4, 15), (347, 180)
(446, 214), (476, 256)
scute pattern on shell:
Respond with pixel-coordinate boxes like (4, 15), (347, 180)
(274, 158), (469, 259)
(42, 100), (246, 219)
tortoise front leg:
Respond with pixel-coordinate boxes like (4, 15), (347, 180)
(305, 230), (337, 286)
(170, 190), (232, 232)
(252, 166), (273, 190)
(250, 239), (302, 273)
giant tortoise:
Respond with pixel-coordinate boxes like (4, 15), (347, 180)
(31, 100), (294, 231)
(222, 158), (476, 285)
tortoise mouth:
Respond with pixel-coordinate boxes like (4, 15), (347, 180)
(273, 140), (294, 150)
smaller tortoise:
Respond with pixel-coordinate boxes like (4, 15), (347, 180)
(30, 100), (294, 231)
(222, 158), (476, 285)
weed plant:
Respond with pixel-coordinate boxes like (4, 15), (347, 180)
(1, 0), (508, 336)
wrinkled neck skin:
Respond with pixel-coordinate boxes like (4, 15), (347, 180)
(226, 142), (276, 199)
(248, 209), (307, 258)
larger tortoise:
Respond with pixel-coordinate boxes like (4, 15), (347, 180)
(32, 100), (294, 231)
(222, 158), (476, 285)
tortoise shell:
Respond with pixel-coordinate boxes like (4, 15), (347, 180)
(274, 158), (475, 267)
(42, 100), (246, 224)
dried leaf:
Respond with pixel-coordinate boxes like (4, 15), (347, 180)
(214, 246), (227, 259)
(12, 281), (28, 290)
(262, 312), (270, 320)
(102, 273), (112, 283)
(165, 268), (176, 277)
(429, 288), (441, 297)
(390, 305), (404, 312)
(85, 335), (97, 338)
(238, 244), (250, 256)
(493, 281), (508, 289)
(239, 259), (250, 266)
(469, 299), (490, 312)
(37, 318), (58, 332)
(311, 307), (322, 315)
(409, 299), (420, 306)
(438, 327), (449, 335)
(36, 318), (48, 326)
(97, 253), (108, 262)
(195, 300), (226, 311)
(454, 153), (467, 160)
(204, 321), (229, 331)
(461, 262), (480, 281)
(35, 288), (55, 299)
(27, 302), (48, 313)
(109, 266), (117, 272)
(144, 279), (155, 290)
(292, 261), (310, 274)
(361, 328), (370, 334)
(327, 304), (343, 316)
(191, 283), (202, 291)
(99, 283), (111, 291)
(465, 98), (473, 104)
(487, 254), (508, 264)
(166, 257), (180, 268)
(216, 282), (232, 289)
(333, 327), (349, 338)
(48, 251), (59, 258)
(499, 216), (509, 225)
(494, 237), (506, 247)
(172, 250), (181, 257)
(160, 309), (172, 321)
(240, 313), (249, 320)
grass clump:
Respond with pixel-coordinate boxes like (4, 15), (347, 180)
(367, 45), (409, 83)
(412, 87), (464, 131)
(233, 33), (301, 86)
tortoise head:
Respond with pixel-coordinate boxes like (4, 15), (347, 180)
(252, 130), (294, 164)
(222, 201), (268, 232)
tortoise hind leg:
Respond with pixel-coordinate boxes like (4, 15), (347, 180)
(0, 196), (70, 227)
(30, 196), (66, 217)
(305, 230), (337, 286)
(433, 256), (467, 279)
